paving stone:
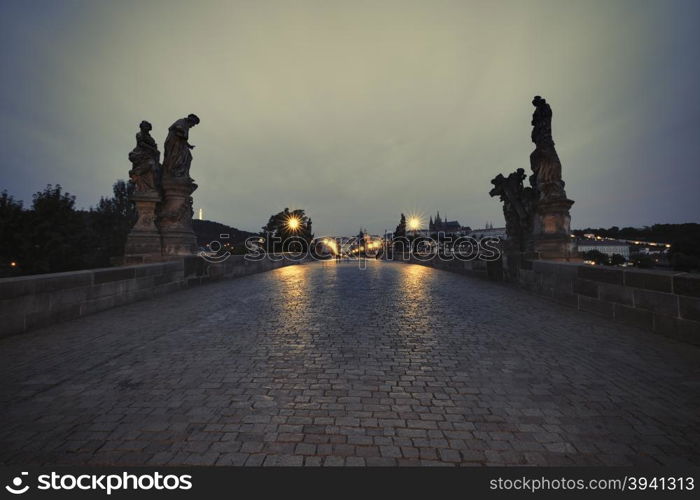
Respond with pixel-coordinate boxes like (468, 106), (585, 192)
(0, 261), (698, 467)
(263, 455), (303, 466)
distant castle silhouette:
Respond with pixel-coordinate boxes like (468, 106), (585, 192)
(428, 211), (463, 233)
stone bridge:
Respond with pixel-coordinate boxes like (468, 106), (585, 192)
(1, 260), (699, 466)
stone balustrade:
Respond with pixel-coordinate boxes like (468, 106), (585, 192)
(396, 254), (700, 345)
(0, 255), (305, 338)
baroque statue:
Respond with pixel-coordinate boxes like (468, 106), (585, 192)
(529, 96), (567, 200)
(158, 113), (200, 255)
(124, 120), (163, 262)
(124, 113), (201, 259)
(162, 113), (200, 180)
(489, 168), (537, 252)
(128, 120), (160, 192)
(488, 96), (575, 259)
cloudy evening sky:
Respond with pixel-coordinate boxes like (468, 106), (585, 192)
(1, 0), (699, 236)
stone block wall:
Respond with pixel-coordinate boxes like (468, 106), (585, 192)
(518, 262), (700, 344)
(396, 254), (700, 345)
(0, 255), (304, 338)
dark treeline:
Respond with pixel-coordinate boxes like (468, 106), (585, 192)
(192, 219), (256, 255)
(0, 183), (306, 277)
(573, 223), (700, 243)
(0, 182), (136, 277)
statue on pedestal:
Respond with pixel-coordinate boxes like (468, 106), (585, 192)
(159, 114), (200, 256)
(128, 121), (160, 192)
(528, 96), (575, 259)
(124, 120), (164, 262)
(529, 96), (567, 201)
(489, 96), (576, 260)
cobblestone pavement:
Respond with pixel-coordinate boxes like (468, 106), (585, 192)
(1, 260), (699, 466)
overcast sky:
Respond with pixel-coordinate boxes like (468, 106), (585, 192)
(1, 0), (699, 236)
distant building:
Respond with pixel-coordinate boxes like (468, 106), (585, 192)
(469, 227), (507, 240)
(429, 211), (467, 235)
(577, 239), (630, 258)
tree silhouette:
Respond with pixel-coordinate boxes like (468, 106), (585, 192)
(610, 253), (626, 266)
(23, 184), (86, 274)
(0, 191), (25, 275)
(89, 180), (137, 267)
(261, 208), (313, 253)
(394, 213), (406, 238)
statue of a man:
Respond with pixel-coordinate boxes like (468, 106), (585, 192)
(531, 95), (553, 147)
(162, 114), (200, 180)
(529, 96), (565, 198)
(128, 120), (160, 192)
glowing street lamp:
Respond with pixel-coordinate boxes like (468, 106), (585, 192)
(286, 216), (301, 232)
(408, 217), (421, 237)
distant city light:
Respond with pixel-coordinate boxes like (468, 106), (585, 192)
(323, 238), (338, 255)
(10, 261), (17, 267)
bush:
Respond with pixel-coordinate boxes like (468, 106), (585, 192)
(672, 253), (700, 272)
(610, 253), (626, 266)
(583, 249), (608, 265)
(630, 253), (655, 269)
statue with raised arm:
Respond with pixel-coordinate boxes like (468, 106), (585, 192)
(529, 96), (566, 200)
(128, 120), (160, 192)
(162, 113), (200, 180)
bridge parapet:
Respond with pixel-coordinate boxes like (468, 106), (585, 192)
(521, 261), (700, 344)
(0, 255), (304, 338)
(399, 255), (700, 345)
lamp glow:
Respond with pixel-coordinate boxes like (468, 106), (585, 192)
(286, 216), (301, 231)
(408, 217), (421, 231)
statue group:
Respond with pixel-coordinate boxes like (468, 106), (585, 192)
(125, 114), (200, 261)
(490, 96), (574, 258)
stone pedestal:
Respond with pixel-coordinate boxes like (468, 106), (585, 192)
(533, 197), (576, 260)
(124, 190), (162, 263)
(159, 178), (198, 256)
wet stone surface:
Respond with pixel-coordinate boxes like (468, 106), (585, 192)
(1, 260), (698, 466)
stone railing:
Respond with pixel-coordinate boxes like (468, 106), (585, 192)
(395, 254), (700, 345)
(516, 260), (699, 344)
(0, 255), (305, 338)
